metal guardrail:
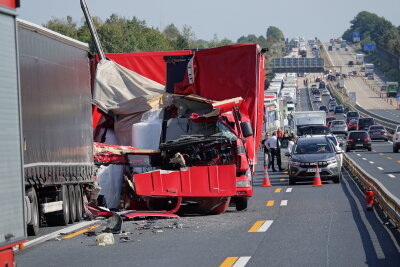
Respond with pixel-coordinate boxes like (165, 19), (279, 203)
(344, 155), (400, 228)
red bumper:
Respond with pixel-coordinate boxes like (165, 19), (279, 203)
(134, 165), (237, 197)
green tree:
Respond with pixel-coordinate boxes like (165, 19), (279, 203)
(266, 26), (284, 42)
(163, 24), (180, 40)
(44, 16), (78, 39)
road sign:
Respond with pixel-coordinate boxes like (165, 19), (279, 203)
(363, 43), (376, 52)
(349, 92), (356, 103)
(353, 32), (360, 42)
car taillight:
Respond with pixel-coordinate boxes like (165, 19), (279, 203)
(364, 137), (371, 141)
(381, 130), (386, 134)
(396, 134), (399, 139)
(347, 139), (354, 142)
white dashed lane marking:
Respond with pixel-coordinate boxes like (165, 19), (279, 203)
(362, 158), (367, 160)
(286, 188), (293, 193)
(280, 200), (288, 206)
(388, 174), (395, 178)
(378, 167), (384, 171)
(369, 161), (374, 164)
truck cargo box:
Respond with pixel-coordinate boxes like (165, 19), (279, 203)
(18, 19), (94, 185)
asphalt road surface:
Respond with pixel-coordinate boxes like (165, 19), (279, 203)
(15, 85), (400, 267)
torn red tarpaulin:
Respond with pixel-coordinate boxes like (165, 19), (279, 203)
(119, 210), (179, 220)
(86, 203), (114, 218)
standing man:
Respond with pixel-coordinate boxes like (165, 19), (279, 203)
(261, 133), (271, 169)
(266, 131), (284, 172)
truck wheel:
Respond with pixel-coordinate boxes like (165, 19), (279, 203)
(46, 185), (69, 226)
(68, 185), (76, 224)
(27, 187), (40, 236)
(74, 184), (83, 222)
(209, 198), (231, 215)
(235, 197), (248, 211)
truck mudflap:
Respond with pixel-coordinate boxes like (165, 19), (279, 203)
(134, 165), (236, 197)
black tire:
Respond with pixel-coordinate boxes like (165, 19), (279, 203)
(46, 185), (69, 226)
(346, 147), (350, 152)
(393, 146), (399, 153)
(74, 184), (83, 222)
(27, 187), (40, 236)
(332, 173), (342, 184)
(68, 185), (76, 224)
(368, 147), (372, 151)
(289, 176), (296, 185)
(235, 197), (248, 211)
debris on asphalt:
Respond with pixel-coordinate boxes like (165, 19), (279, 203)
(84, 231), (97, 237)
(102, 213), (123, 234)
(96, 233), (115, 246)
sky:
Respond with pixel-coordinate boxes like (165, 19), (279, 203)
(18, 0), (400, 42)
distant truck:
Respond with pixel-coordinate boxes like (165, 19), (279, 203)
(365, 63), (374, 76)
(341, 41), (347, 48)
(386, 82), (399, 98)
(356, 54), (364, 65)
(290, 111), (327, 136)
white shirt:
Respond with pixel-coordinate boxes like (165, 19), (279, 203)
(266, 136), (279, 149)
(287, 140), (295, 154)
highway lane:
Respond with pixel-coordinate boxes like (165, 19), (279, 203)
(325, 43), (400, 123)
(313, 82), (400, 199)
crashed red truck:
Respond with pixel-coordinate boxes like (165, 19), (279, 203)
(92, 44), (266, 214)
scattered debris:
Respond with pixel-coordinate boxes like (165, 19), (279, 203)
(96, 233), (115, 246)
(84, 231), (97, 237)
(119, 236), (132, 242)
(103, 214), (123, 234)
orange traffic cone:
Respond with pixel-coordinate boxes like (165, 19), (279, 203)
(261, 166), (272, 187)
(312, 165), (323, 187)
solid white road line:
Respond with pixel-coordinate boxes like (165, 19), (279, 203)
(232, 257), (251, 267)
(369, 161), (374, 164)
(286, 188), (293, 193)
(23, 220), (101, 249)
(257, 220), (274, 232)
(280, 200), (288, 206)
(388, 174), (395, 178)
(377, 167), (384, 171)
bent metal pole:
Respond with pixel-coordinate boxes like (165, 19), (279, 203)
(80, 0), (105, 61)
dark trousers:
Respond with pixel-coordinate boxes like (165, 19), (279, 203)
(270, 148), (282, 171)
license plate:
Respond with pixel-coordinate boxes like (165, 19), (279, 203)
(355, 144), (363, 147)
(307, 168), (317, 172)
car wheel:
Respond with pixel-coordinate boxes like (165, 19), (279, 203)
(393, 146), (399, 153)
(368, 147), (372, 151)
(332, 174), (341, 184)
(346, 147), (350, 152)
(289, 176), (296, 185)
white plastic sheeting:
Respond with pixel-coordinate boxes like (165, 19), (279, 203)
(131, 109), (163, 149)
(97, 130), (124, 209)
(93, 60), (165, 112)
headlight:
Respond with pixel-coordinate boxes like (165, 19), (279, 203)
(236, 180), (251, 187)
(327, 158), (337, 164)
(290, 161), (300, 166)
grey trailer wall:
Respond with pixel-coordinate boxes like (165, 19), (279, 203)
(18, 21), (94, 185)
(0, 8), (26, 246)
